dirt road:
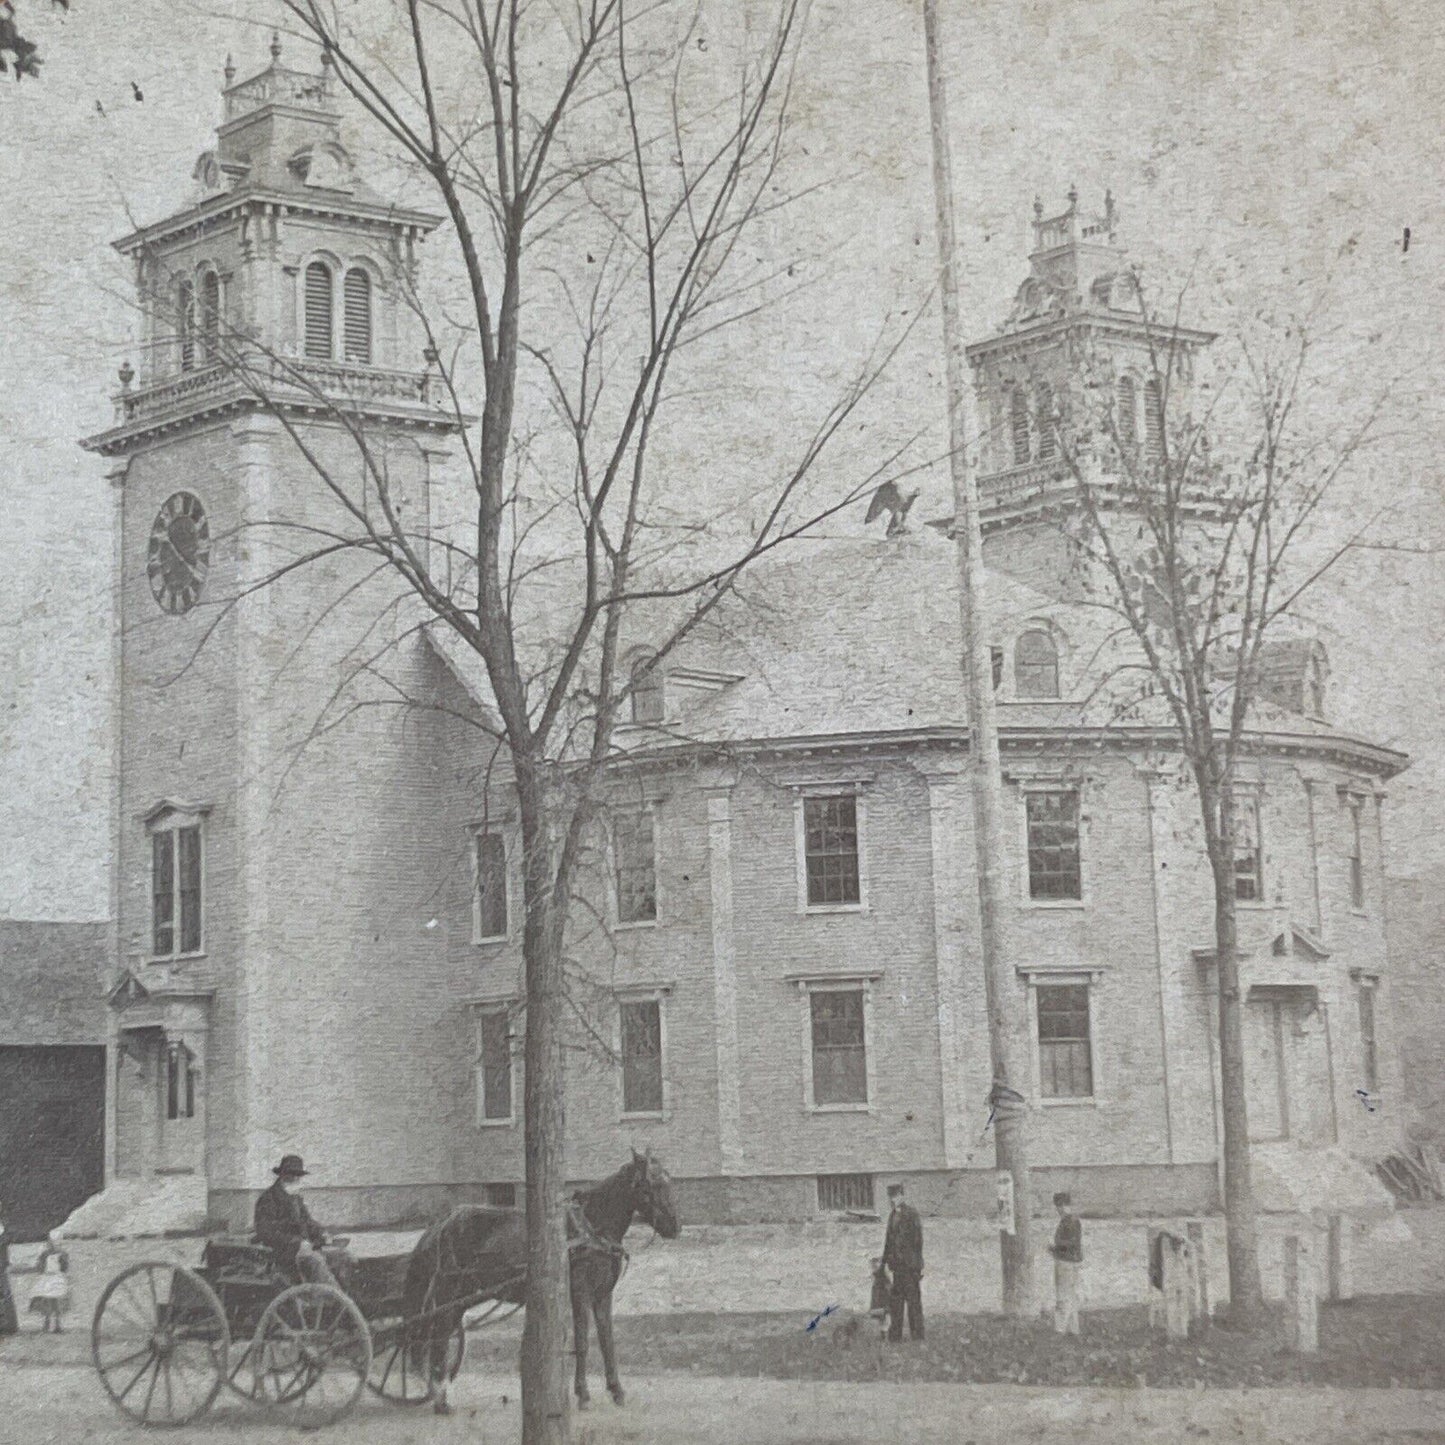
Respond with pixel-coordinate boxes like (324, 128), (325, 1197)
(3, 1362), (1443, 1444)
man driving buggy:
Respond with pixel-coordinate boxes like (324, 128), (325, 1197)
(254, 1155), (355, 1294)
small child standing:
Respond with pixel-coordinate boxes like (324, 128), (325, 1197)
(28, 1233), (70, 1334)
(1049, 1191), (1082, 1336)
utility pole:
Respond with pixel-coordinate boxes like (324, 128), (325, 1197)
(922, 0), (1035, 1317)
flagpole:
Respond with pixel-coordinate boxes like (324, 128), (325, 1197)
(922, 0), (1035, 1317)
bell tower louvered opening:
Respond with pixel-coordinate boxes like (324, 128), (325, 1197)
(343, 268), (372, 364)
(304, 261), (333, 359)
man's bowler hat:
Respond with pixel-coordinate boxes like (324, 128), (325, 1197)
(273, 1155), (309, 1179)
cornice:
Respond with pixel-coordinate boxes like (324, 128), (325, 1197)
(112, 188), (443, 256)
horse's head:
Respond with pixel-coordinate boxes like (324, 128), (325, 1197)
(629, 1149), (679, 1239)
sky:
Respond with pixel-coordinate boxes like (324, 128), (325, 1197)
(1, 0), (1442, 918)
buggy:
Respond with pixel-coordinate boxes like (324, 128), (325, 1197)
(91, 1237), (473, 1429)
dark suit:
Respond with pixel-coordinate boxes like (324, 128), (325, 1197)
(882, 1200), (924, 1340)
(253, 1180), (331, 1280)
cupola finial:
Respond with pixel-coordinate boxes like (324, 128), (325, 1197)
(223, 52), (235, 85)
(270, 31), (283, 63)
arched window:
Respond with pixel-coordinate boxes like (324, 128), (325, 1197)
(304, 261), (334, 360)
(1035, 382), (1056, 461)
(1010, 386), (1031, 465)
(629, 657), (664, 724)
(1116, 375), (1137, 452)
(178, 280), (196, 372)
(343, 267), (372, 364)
(199, 271), (220, 363)
(1306, 650), (1327, 718)
(1144, 377), (1164, 461)
(1014, 628), (1060, 700)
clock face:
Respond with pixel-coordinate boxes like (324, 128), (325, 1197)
(147, 492), (211, 615)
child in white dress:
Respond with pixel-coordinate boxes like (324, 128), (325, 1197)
(28, 1233), (70, 1333)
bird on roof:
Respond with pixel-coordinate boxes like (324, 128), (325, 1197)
(864, 480), (920, 537)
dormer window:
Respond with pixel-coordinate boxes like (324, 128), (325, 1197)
(343, 268), (372, 364)
(304, 261), (334, 359)
(1014, 629), (1060, 700)
(1010, 386), (1031, 465)
(629, 657), (664, 725)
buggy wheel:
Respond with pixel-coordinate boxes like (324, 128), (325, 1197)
(366, 1320), (465, 1404)
(251, 1284), (372, 1429)
(92, 1261), (228, 1428)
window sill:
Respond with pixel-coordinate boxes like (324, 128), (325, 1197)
(802, 903), (867, 917)
(620, 1111), (666, 1123)
(1235, 901), (1272, 911)
(475, 1116), (516, 1130)
(1349, 907), (1370, 919)
(614, 918), (659, 932)
(147, 951), (207, 965)
(1022, 899), (1086, 911)
(1039, 1096), (1098, 1109)
(807, 1102), (871, 1114)
(472, 934), (510, 947)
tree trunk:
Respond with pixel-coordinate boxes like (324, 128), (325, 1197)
(518, 777), (571, 1445)
(1212, 848), (1265, 1322)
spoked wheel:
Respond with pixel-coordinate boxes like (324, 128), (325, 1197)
(91, 1261), (229, 1427)
(251, 1284), (372, 1429)
(224, 1337), (313, 1405)
(366, 1319), (465, 1405)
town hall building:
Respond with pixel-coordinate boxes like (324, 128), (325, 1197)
(71, 46), (1405, 1237)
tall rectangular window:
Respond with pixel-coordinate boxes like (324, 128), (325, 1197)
(620, 998), (664, 1114)
(1234, 795), (1263, 902)
(1037, 983), (1093, 1098)
(1348, 801), (1366, 910)
(152, 823), (202, 957)
(1359, 986), (1378, 1093)
(152, 831), (175, 955)
(304, 261), (334, 359)
(475, 833), (508, 940)
(166, 1043), (197, 1121)
(477, 1008), (513, 1122)
(803, 794), (860, 907)
(1026, 791), (1081, 901)
(613, 811), (657, 924)
(342, 268), (372, 364)
(810, 988), (867, 1106)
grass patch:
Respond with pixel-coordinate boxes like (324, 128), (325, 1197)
(467, 1295), (1445, 1389)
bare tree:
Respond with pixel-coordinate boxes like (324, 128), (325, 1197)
(123, 3), (916, 1438)
(1051, 286), (1388, 1323)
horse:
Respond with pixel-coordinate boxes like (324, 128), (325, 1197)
(400, 1149), (679, 1414)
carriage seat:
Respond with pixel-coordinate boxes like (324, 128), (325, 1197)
(202, 1237), (280, 1284)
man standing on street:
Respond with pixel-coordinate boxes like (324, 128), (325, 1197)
(881, 1182), (924, 1342)
(1049, 1190), (1083, 1336)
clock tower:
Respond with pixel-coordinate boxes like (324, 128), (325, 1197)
(82, 39), (465, 1229)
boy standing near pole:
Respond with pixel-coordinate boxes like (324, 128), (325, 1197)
(1049, 1191), (1082, 1336)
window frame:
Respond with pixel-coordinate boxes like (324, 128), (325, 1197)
(148, 808), (207, 962)
(1345, 794), (1367, 913)
(1232, 789), (1266, 906)
(474, 1003), (516, 1128)
(628, 656), (666, 726)
(342, 265), (374, 364)
(1356, 975), (1379, 1095)
(617, 989), (668, 1121)
(471, 828), (511, 944)
(1115, 373), (1138, 453)
(796, 976), (877, 1113)
(794, 785), (869, 915)
(1019, 964), (1105, 1106)
(165, 1041), (199, 1122)
(1009, 384), (1032, 465)
(816, 1173), (875, 1213)
(198, 268), (222, 365)
(302, 258), (336, 361)
(1020, 784), (1084, 907)
(610, 806), (659, 928)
